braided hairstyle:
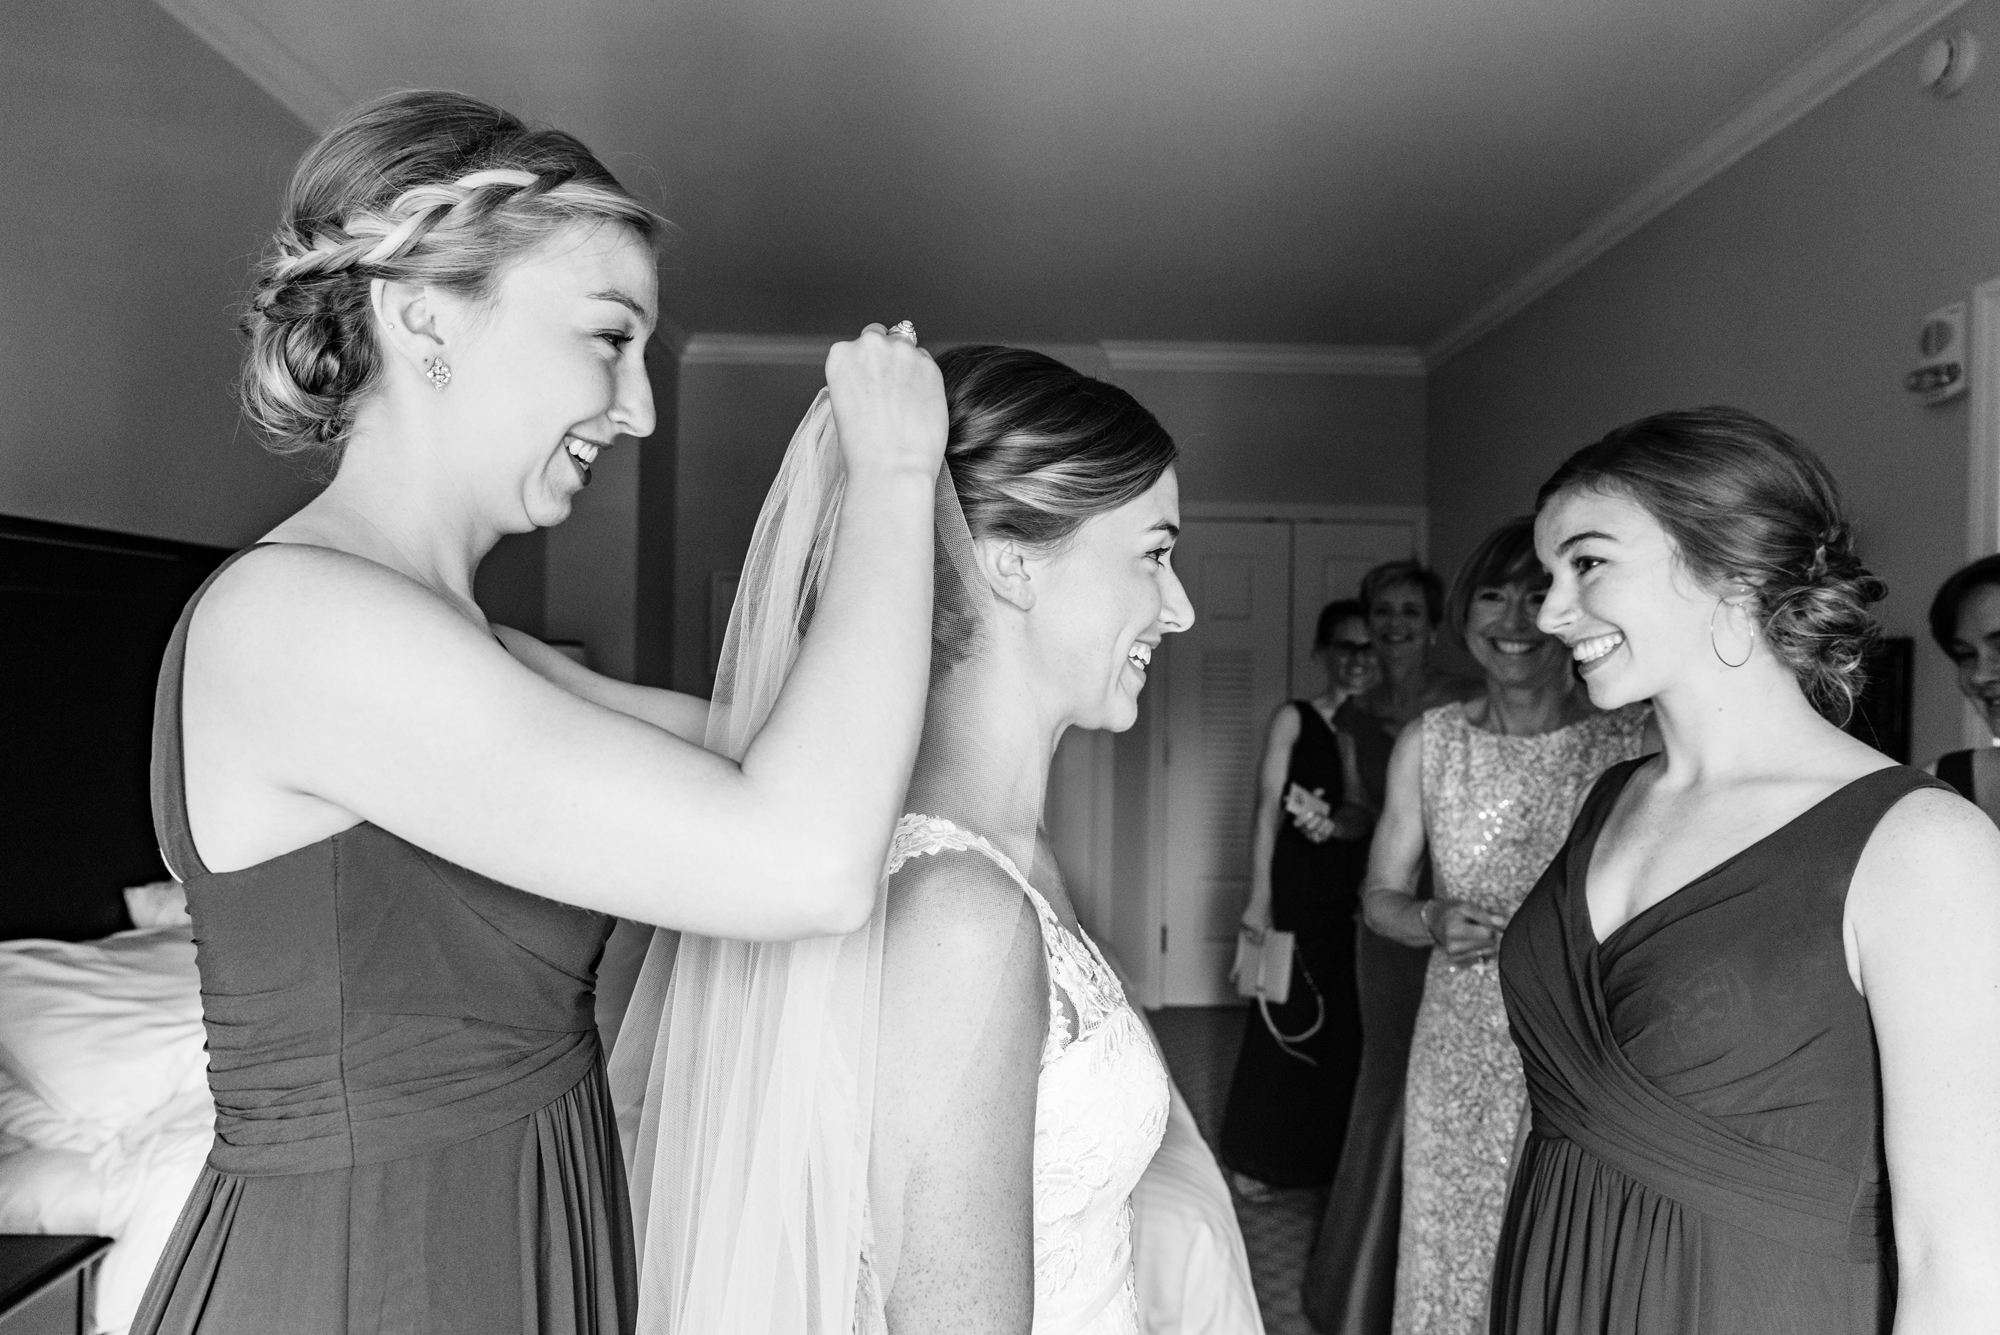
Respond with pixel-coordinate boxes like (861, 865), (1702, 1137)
(242, 90), (663, 472)
(1536, 406), (1883, 724)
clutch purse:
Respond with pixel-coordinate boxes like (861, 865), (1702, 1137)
(1232, 927), (1295, 1005)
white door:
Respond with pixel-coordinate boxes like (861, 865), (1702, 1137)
(1157, 521), (1293, 1005)
(1289, 521), (1422, 693)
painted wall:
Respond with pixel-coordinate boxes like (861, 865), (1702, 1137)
(1113, 369), (1427, 508)
(1, 0), (318, 546)
(1427, 5), (2000, 767)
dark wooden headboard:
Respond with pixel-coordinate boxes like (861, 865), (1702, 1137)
(1, 515), (231, 940)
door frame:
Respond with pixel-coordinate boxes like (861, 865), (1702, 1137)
(1966, 278), (2000, 744)
(1121, 502), (1429, 1007)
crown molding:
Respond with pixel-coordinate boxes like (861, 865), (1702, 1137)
(1102, 341), (1426, 376)
(153, 0), (350, 131)
(680, 335), (1426, 375)
(679, 334), (834, 366)
(1424, 0), (1972, 369)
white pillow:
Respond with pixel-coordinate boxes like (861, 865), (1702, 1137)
(122, 881), (191, 928)
(0, 1064), (100, 1153)
(0, 927), (206, 1151)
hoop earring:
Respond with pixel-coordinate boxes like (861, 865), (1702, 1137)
(1710, 600), (1753, 668)
(425, 357), (452, 390)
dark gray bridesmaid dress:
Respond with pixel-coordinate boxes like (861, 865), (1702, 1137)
(1492, 759), (1947, 1335)
(133, 547), (636, 1335)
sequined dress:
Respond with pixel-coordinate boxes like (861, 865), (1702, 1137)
(1390, 703), (1648, 1335)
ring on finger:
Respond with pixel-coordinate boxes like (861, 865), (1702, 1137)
(887, 320), (917, 343)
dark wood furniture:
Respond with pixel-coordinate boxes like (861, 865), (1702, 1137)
(0, 1236), (110, 1335)
(0, 515), (231, 941)
(1842, 635), (1914, 763)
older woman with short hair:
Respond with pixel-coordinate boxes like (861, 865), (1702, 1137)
(1359, 519), (1648, 1335)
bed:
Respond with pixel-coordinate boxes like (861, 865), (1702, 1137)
(0, 516), (229, 1334)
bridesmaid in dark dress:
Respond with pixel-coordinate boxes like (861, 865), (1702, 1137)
(135, 92), (948, 1334)
(1496, 407), (2000, 1332)
(1924, 554), (2000, 823)
(1222, 600), (1381, 1193)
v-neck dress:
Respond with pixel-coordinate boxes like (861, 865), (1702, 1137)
(1491, 760), (1947, 1335)
(133, 546), (636, 1335)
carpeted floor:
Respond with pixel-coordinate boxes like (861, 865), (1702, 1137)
(1151, 1005), (1323, 1335)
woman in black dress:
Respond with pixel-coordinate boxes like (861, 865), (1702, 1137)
(1494, 407), (2000, 1332)
(1926, 554), (2000, 823)
(136, 92), (946, 1334)
(1222, 600), (1380, 1195)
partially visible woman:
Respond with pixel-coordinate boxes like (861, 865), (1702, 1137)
(1301, 561), (1476, 1335)
(1927, 553), (2000, 823)
(1495, 408), (2000, 1332)
(136, 91), (946, 1335)
(1359, 520), (1648, 1335)
(1352, 562), (1480, 735)
(1220, 599), (1381, 1198)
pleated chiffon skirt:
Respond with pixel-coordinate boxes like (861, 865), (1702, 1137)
(133, 1066), (635, 1335)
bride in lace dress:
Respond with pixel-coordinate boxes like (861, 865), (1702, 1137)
(612, 343), (1202, 1334)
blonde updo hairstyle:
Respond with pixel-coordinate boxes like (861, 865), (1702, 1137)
(242, 90), (663, 473)
(1536, 406), (1883, 724)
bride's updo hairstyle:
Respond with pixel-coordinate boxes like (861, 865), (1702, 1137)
(931, 345), (1178, 666)
(1536, 406), (1883, 723)
(242, 89), (663, 472)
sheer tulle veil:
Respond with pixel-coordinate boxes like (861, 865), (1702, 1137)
(607, 387), (987, 1333)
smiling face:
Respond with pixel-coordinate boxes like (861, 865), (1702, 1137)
(1534, 486), (1727, 709)
(1022, 467), (1195, 733)
(433, 222), (658, 531)
(1367, 580), (1433, 680)
(1463, 578), (1569, 690)
(1949, 582), (2000, 737)
(1319, 615), (1379, 697)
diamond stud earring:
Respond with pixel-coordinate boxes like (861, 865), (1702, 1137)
(425, 357), (452, 390)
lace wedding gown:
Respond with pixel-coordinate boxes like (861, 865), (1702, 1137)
(877, 815), (1171, 1335)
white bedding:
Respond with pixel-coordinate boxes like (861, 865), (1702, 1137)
(0, 907), (211, 1335)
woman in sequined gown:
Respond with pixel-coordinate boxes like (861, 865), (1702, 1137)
(1359, 520), (1649, 1335)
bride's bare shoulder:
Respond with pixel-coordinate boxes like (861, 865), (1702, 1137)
(883, 850), (1047, 1005)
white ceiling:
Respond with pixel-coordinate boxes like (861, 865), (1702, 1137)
(164, 0), (1933, 353)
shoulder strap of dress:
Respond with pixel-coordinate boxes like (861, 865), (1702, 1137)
(888, 814), (1065, 937)
(150, 544), (272, 883)
(1937, 749), (1976, 801)
(1785, 765), (1957, 905)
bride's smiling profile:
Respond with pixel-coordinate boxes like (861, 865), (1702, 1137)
(871, 346), (1193, 1334)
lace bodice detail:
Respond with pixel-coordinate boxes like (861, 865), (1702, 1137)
(886, 815), (1170, 1335)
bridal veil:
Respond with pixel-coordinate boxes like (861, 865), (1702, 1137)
(607, 388), (989, 1333)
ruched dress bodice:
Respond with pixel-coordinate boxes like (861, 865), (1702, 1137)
(134, 546), (634, 1335)
(180, 824), (610, 1176)
(1492, 760), (1948, 1334)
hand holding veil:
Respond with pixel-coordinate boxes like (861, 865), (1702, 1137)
(607, 387), (989, 1333)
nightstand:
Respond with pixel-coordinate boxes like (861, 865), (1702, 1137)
(0, 1237), (111, 1335)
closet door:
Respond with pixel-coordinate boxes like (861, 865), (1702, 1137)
(1289, 520), (1422, 692)
(1156, 521), (1293, 1005)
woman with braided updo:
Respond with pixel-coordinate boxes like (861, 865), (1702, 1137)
(1491, 408), (2000, 1332)
(135, 91), (946, 1334)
